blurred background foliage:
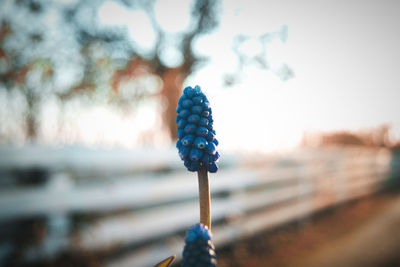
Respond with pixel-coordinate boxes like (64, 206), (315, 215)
(0, 0), (216, 141)
(0, 0), (291, 144)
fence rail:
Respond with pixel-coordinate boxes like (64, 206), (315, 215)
(0, 146), (397, 267)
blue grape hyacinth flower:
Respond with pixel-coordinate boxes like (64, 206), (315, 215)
(182, 224), (217, 267)
(176, 85), (219, 173)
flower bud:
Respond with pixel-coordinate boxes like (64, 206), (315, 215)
(176, 85), (219, 172)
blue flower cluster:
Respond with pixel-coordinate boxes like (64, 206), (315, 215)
(176, 85), (219, 173)
(182, 224), (217, 267)
(185, 223), (212, 243)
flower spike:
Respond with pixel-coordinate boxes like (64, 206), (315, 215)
(176, 85), (219, 173)
(182, 224), (217, 267)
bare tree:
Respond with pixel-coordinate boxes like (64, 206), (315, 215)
(104, 0), (220, 139)
(0, 15), (54, 140)
(225, 25), (294, 86)
(0, 0), (219, 141)
(52, 0), (220, 140)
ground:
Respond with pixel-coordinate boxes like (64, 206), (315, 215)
(216, 192), (400, 267)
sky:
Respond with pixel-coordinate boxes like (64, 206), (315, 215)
(184, 0), (399, 151)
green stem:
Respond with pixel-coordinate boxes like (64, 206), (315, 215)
(197, 166), (211, 229)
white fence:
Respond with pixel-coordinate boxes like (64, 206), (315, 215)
(0, 145), (397, 267)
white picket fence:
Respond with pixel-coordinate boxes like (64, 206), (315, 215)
(0, 145), (396, 267)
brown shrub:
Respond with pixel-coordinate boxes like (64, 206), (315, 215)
(302, 124), (398, 148)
